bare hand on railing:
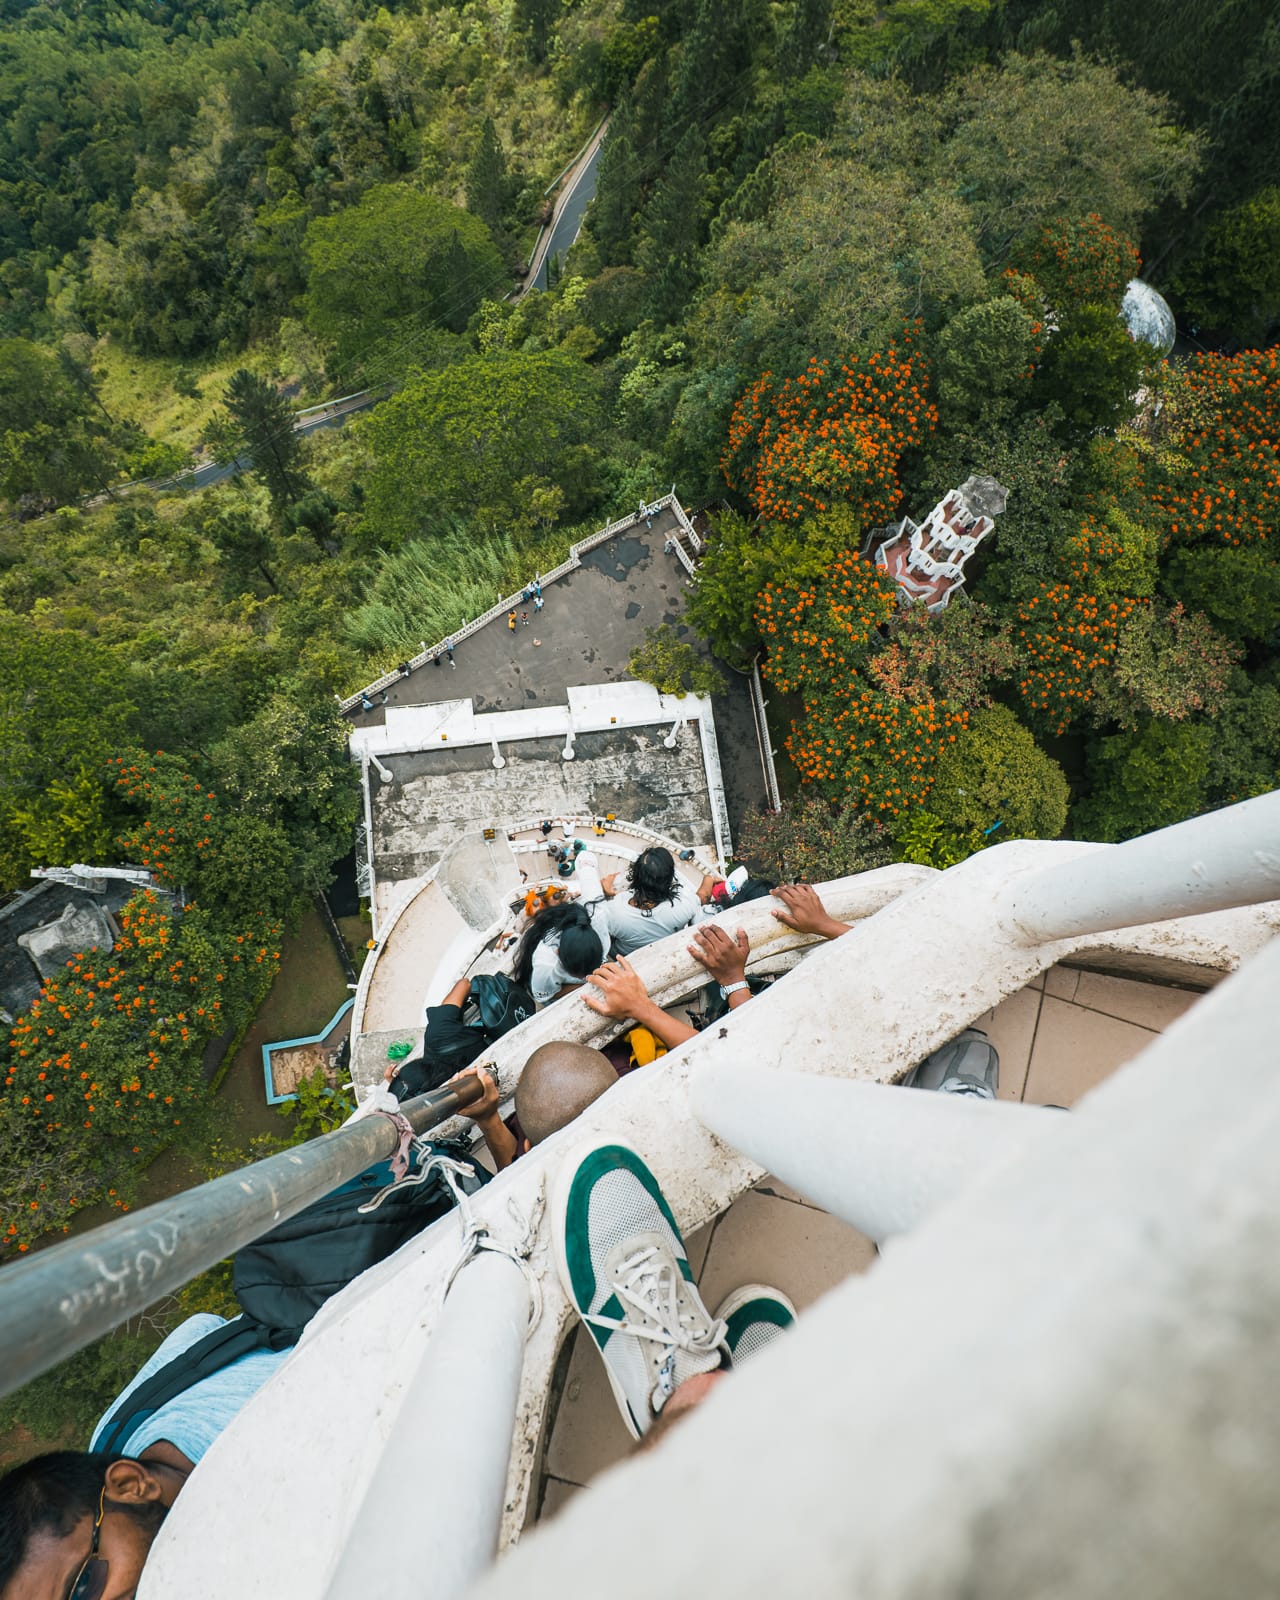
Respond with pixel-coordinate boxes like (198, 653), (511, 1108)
(446, 1064), (502, 1123)
(583, 958), (697, 1050)
(688, 923), (749, 987)
(582, 957), (651, 1022)
(446, 1065), (517, 1171)
(771, 883), (852, 942)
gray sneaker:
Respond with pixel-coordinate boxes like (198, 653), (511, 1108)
(551, 1139), (728, 1438)
(714, 1284), (796, 1364)
(901, 1027), (999, 1099)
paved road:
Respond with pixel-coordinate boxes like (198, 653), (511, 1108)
(185, 394), (384, 488)
(527, 122), (608, 293)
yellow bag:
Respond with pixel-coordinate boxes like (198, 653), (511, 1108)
(626, 1025), (668, 1069)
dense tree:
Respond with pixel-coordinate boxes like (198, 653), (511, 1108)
(930, 704), (1069, 840)
(1032, 304), (1147, 439)
(212, 369), (309, 511)
(208, 692), (360, 902)
(303, 187), (505, 370)
(1075, 720), (1213, 842)
(777, 0), (833, 82)
(465, 117), (511, 243)
(0, 339), (116, 506)
(1162, 545), (1280, 645)
(1170, 187), (1280, 345)
(590, 116), (643, 266)
(670, 0), (760, 124)
(700, 136), (985, 376)
(931, 53), (1200, 264)
(0, 619), (136, 890)
(934, 297), (1039, 420)
(357, 351), (602, 541)
(1091, 603), (1239, 730)
(635, 128), (709, 325)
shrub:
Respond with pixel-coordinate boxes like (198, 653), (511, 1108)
(930, 704), (1069, 841)
(892, 810), (985, 870)
(737, 797), (892, 882)
(627, 625), (725, 697)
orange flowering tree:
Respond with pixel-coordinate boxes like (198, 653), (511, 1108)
(1013, 522), (1144, 735)
(786, 688), (969, 816)
(722, 338), (937, 524)
(757, 554), (967, 814)
(110, 756), (222, 890)
(1, 891), (280, 1252)
(1146, 347), (1280, 551)
(1012, 214), (1141, 311)
(754, 554), (897, 692)
(109, 752), (298, 924)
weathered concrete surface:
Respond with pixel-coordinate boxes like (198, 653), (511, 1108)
(371, 728), (717, 884)
(348, 509), (767, 840)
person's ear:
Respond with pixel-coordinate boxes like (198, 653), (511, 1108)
(103, 1459), (167, 1506)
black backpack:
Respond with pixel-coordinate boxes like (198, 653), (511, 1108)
(92, 1141), (484, 1455)
(388, 973), (536, 1104)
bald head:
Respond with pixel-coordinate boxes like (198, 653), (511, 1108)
(516, 1041), (617, 1144)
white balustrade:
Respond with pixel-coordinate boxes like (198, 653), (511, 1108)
(1002, 791), (1280, 942)
(325, 1252), (531, 1600)
(691, 1066), (1059, 1241)
(469, 930), (1280, 1600)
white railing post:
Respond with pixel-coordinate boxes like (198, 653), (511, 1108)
(324, 1252), (530, 1600)
(467, 937), (1280, 1600)
(690, 1066), (1059, 1242)
(1003, 792), (1280, 943)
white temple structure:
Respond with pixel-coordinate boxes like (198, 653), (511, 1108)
(867, 474), (1009, 612)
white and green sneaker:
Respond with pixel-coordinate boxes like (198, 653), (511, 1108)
(713, 1284), (796, 1365)
(551, 1139), (728, 1439)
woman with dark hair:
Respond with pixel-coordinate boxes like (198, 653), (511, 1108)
(605, 846), (718, 957)
(514, 847), (612, 1004)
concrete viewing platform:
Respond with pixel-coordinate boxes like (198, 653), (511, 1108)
(345, 501), (769, 840)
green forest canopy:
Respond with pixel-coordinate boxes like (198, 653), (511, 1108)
(0, 0), (1278, 1257)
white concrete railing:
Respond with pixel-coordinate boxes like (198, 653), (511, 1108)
(474, 891), (1280, 1600)
(139, 796), (1280, 1600)
(337, 495), (688, 714)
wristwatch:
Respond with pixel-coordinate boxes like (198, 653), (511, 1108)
(719, 980), (749, 999)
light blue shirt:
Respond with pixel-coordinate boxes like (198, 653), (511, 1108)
(89, 1314), (290, 1464)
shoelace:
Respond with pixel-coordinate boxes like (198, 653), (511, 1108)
(586, 1245), (726, 1358)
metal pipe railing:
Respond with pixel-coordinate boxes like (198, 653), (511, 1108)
(1002, 791), (1280, 943)
(0, 1077), (484, 1401)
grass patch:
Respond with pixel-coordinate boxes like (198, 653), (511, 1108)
(93, 331), (331, 462)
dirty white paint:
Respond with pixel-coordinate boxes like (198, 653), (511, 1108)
(139, 838), (1280, 1600)
(467, 916), (1280, 1600)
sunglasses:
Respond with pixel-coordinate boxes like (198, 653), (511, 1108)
(66, 1485), (110, 1600)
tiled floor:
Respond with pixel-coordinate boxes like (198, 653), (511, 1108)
(973, 962), (1204, 1107)
(535, 962), (1206, 1511)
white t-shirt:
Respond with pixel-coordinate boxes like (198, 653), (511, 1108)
(606, 883), (702, 956)
(529, 851), (611, 1004)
